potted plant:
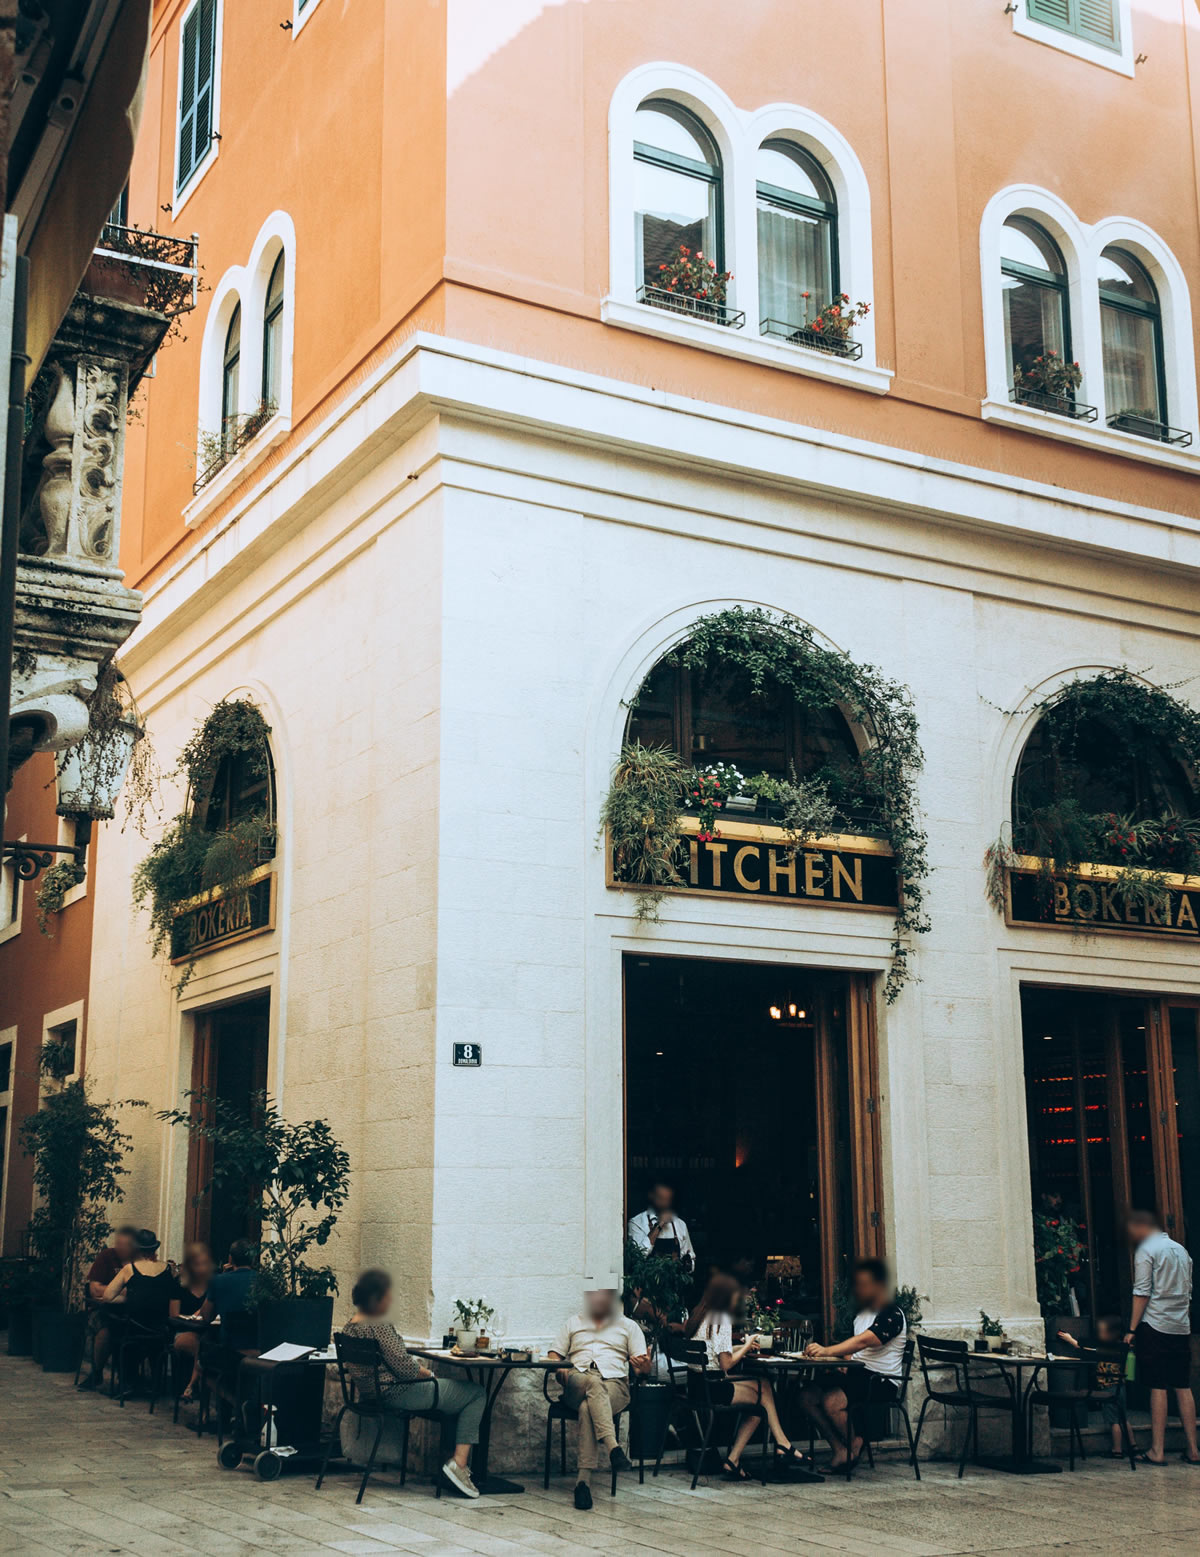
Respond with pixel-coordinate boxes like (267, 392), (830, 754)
(18, 1072), (137, 1372)
(744, 1287), (782, 1351)
(1109, 405), (1163, 440)
(451, 1297), (494, 1352)
(644, 244), (735, 325)
(622, 1240), (691, 1466)
(978, 1311), (1007, 1352)
(158, 1089), (350, 1351)
(788, 293), (870, 357)
(0, 1258), (55, 1356)
(1011, 351), (1083, 414)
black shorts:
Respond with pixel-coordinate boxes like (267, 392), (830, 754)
(1135, 1323), (1191, 1390)
(707, 1376), (735, 1407)
(839, 1369), (899, 1409)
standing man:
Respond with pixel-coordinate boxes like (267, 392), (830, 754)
(627, 1180), (695, 1269)
(1123, 1209), (1198, 1465)
(547, 1290), (652, 1510)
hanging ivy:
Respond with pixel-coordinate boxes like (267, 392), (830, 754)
(133, 698), (274, 988)
(985, 669), (1200, 919)
(600, 607), (930, 1001)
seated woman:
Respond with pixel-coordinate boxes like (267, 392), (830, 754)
(801, 1256), (906, 1470)
(169, 1242), (215, 1402)
(102, 1229), (176, 1322)
(685, 1273), (820, 1482)
(344, 1268), (486, 1500)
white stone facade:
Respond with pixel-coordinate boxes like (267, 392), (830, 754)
(86, 333), (1200, 1355)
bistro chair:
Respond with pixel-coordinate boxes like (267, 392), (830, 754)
(845, 1334), (921, 1481)
(542, 1367), (629, 1495)
(1026, 1350), (1137, 1472)
(912, 1334), (1014, 1478)
(684, 1339), (769, 1490)
(316, 1332), (443, 1505)
(115, 1316), (171, 1408)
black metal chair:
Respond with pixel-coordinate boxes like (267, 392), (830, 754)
(542, 1367), (629, 1495)
(845, 1334), (921, 1481)
(316, 1332), (443, 1505)
(684, 1339), (769, 1490)
(115, 1316), (171, 1407)
(1026, 1349), (1137, 1472)
(911, 1334), (1014, 1477)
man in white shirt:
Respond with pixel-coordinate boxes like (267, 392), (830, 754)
(547, 1290), (651, 1509)
(1123, 1210), (1198, 1465)
(627, 1181), (695, 1268)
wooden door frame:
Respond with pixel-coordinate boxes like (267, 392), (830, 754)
(184, 1011), (217, 1247)
(1149, 996), (1194, 1240)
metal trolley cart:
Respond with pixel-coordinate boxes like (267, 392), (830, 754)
(216, 1353), (336, 1481)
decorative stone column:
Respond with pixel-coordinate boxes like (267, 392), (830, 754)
(8, 291), (164, 775)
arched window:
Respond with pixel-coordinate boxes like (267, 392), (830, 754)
(1013, 700), (1196, 861)
(1099, 247), (1167, 438)
(1001, 217), (1070, 399)
(626, 648), (866, 824)
(221, 303), (241, 453)
(756, 141), (837, 334)
(633, 101), (722, 297)
(200, 741), (275, 835)
(261, 252), (285, 410)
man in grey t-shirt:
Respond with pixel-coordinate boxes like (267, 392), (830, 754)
(1123, 1210), (1198, 1465)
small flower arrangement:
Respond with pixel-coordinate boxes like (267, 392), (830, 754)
(652, 244), (733, 308)
(743, 1286), (782, 1334)
(796, 291), (870, 343)
(1012, 350), (1082, 402)
(453, 1296), (494, 1332)
(686, 761), (745, 841)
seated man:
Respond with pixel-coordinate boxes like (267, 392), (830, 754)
(198, 1238), (258, 1351)
(801, 1256), (906, 1470)
(78, 1224), (137, 1390)
(627, 1180), (695, 1269)
(547, 1289), (652, 1510)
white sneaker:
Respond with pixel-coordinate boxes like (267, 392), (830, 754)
(442, 1459), (480, 1499)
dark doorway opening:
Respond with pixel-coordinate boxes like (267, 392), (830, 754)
(186, 993), (270, 1262)
(623, 954), (882, 1335)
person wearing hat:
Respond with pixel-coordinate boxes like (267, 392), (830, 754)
(100, 1229), (177, 1320)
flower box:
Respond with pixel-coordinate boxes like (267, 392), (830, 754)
(638, 285), (744, 329)
(760, 318), (863, 360)
(1010, 384), (1098, 422)
(1107, 410), (1192, 447)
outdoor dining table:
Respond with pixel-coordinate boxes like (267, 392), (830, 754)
(966, 1350), (1081, 1475)
(410, 1347), (559, 1495)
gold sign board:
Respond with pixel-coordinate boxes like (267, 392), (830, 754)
(170, 870), (275, 962)
(1007, 865), (1200, 941)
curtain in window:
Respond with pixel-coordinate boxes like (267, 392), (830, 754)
(1003, 276), (1065, 383)
(1101, 304), (1160, 421)
(757, 205), (832, 327)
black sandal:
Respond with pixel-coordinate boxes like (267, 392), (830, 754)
(721, 1458), (752, 1481)
(775, 1444), (817, 1470)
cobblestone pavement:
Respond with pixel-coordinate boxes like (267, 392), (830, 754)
(2, 1354), (1199, 1556)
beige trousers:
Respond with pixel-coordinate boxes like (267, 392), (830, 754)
(561, 1368), (630, 1472)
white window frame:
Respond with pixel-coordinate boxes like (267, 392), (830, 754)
(172, 0), (225, 217)
(292, 0), (324, 37)
(187, 211), (297, 526)
(0, 1025), (15, 1239)
(1011, 1), (1135, 79)
(0, 837), (23, 945)
(56, 816), (87, 911)
(40, 1001), (84, 1093)
(603, 63), (891, 396)
(980, 186), (1200, 470)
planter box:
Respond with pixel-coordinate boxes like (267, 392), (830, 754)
(628, 1379), (673, 1464)
(760, 319), (863, 360)
(40, 1312), (86, 1374)
(6, 1304), (34, 1356)
(256, 1295), (334, 1354)
(1107, 410), (1193, 447)
(1011, 385), (1098, 422)
(637, 285), (745, 330)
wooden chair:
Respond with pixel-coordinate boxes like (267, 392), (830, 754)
(316, 1332), (444, 1505)
(684, 1340), (769, 1490)
(911, 1334), (1014, 1478)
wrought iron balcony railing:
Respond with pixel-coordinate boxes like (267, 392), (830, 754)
(1106, 410), (1193, 447)
(759, 318), (863, 359)
(637, 285), (745, 329)
(1010, 384), (1099, 422)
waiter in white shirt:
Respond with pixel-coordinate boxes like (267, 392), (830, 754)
(627, 1180), (695, 1268)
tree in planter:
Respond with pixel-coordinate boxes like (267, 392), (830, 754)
(133, 697), (274, 988)
(1032, 1210), (1084, 1316)
(157, 1090), (350, 1301)
(18, 1079), (137, 1315)
(622, 1238), (692, 1358)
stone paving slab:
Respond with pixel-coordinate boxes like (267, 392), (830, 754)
(2, 1354), (1198, 1555)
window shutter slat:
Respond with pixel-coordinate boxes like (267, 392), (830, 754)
(177, 0), (218, 192)
(177, 7), (199, 186)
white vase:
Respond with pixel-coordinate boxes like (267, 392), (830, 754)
(456, 1329), (478, 1352)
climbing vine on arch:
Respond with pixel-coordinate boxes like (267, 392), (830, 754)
(599, 606), (931, 1001)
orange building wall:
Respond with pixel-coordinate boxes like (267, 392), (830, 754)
(0, 757), (94, 1256)
(123, 0), (1200, 590)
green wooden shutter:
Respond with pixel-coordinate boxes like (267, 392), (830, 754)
(1077, 0), (1119, 48)
(177, 0), (218, 192)
(1026, 0), (1120, 51)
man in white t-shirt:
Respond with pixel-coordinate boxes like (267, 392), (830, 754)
(801, 1256), (907, 1471)
(1123, 1210), (1197, 1466)
(547, 1290), (652, 1510)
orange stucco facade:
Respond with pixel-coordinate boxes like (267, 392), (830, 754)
(122, 0), (1200, 598)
